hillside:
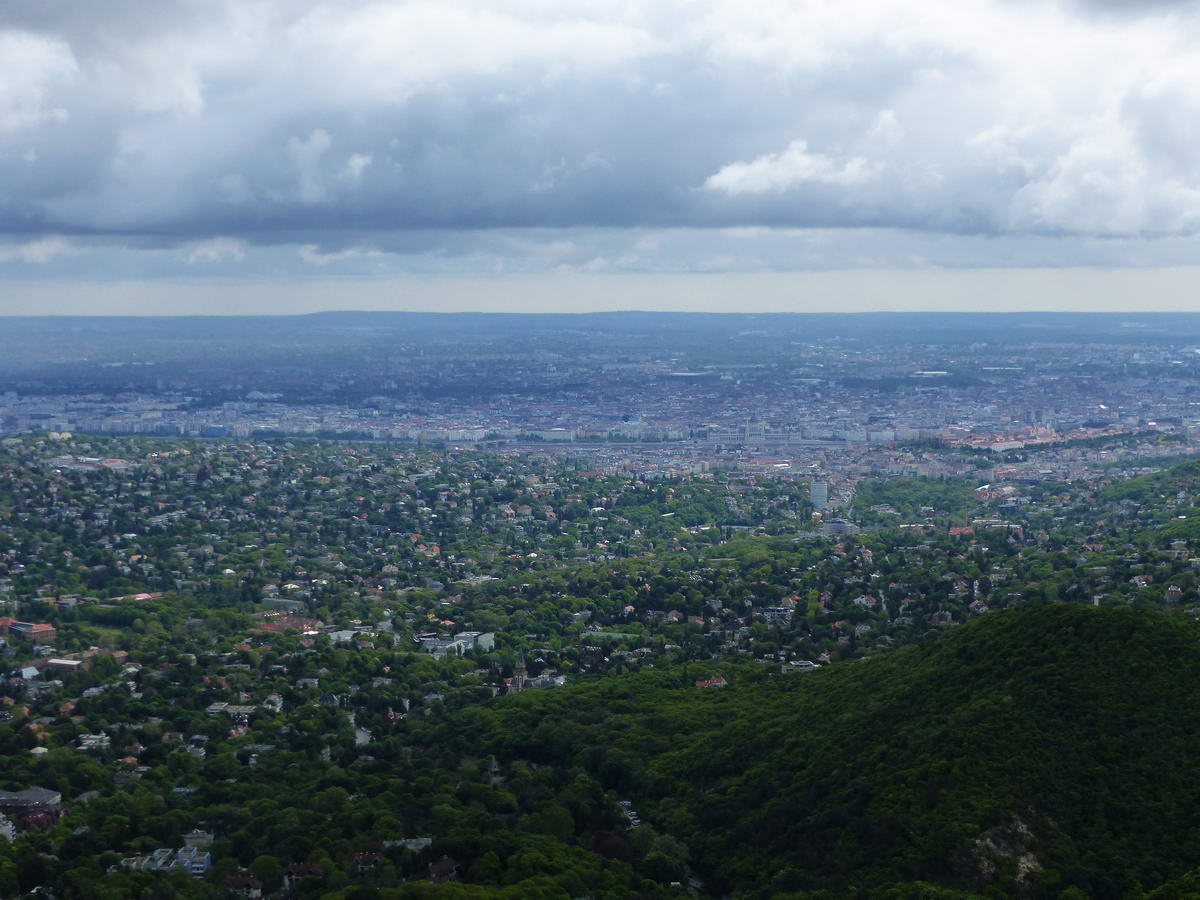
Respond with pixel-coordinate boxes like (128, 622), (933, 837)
(434, 604), (1200, 898)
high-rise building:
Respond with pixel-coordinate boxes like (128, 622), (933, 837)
(810, 481), (829, 510)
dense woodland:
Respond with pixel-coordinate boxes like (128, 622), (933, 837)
(4, 436), (1200, 897)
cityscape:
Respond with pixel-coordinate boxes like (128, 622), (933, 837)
(5, 312), (1200, 517)
(1, 313), (1200, 896)
(7, 0), (1200, 897)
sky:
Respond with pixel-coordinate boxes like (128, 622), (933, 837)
(3, 0), (1200, 314)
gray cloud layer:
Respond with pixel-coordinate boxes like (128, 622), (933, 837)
(2, 0), (1200, 287)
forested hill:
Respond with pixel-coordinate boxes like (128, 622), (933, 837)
(431, 604), (1200, 899)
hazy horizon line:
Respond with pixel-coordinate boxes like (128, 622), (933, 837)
(7, 268), (1200, 316)
(2, 307), (1200, 319)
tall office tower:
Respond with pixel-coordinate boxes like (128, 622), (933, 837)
(811, 481), (829, 510)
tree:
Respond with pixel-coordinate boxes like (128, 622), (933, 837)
(249, 855), (282, 894)
(522, 804), (575, 843)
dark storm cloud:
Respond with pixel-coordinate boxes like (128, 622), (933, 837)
(2, 0), (1200, 278)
